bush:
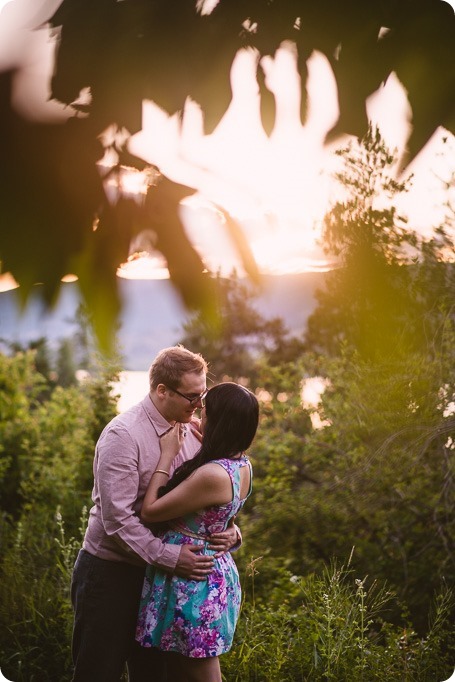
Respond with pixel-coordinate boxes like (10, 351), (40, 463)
(0, 349), (120, 680)
(240, 348), (455, 632)
(0, 508), (86, 682)
(222, 556), (455, 681)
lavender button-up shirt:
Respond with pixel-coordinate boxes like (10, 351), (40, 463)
(82, 394), (201, 571)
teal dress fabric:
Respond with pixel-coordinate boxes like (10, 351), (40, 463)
(135, 455), (252, 658)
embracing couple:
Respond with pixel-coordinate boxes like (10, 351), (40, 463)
(71, 345), (259, 682)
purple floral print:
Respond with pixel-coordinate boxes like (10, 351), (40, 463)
(135, 456), (251, 658)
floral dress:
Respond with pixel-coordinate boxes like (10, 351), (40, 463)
(135, 455), (252, 658)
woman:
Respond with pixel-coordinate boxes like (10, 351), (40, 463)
(135, 382), (259, 682)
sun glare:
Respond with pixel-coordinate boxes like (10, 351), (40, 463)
(128, 46), (342, 277)
(0, 272), (19, 292)
(2, 1), (451, 286)
(126, 34), (455, 279)
(250, 226), (334, 275)
(117, 253), (170, 280)
(0, 272), (79, 292)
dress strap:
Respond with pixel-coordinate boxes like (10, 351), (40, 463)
(212, 456), (251, 504)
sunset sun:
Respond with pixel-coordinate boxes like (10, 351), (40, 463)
(125, 46), (341, 279)
(124, 36), (447, 281)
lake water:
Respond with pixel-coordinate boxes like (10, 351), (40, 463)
(113, 371), (150, 413)
(113, 371), (328, 427)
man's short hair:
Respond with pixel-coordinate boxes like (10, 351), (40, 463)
(149, 345), (208, 390)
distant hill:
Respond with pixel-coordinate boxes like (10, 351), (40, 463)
(0, 272), (325, 370)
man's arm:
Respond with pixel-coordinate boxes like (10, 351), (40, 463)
(96, 425), (213, 579)
(96, 425), (179, 568)
(208, 518), (242, 557)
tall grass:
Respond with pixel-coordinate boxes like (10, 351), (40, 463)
(222, 554), (455, 681)
(1, 515), (453, 681)
(0, 508), (86, 682)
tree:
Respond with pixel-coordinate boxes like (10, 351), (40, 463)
(179, 273), (305, 388)
(1, 0), (454, 348)
(56, 338), (77, 387)
(236, 130), (455, 625)
(239, 346), (455, 631)
(306, 127), (432, 359)
(2, 337), (55, 392)
(0, 347), (121, 682)
(0, 348), (120, 522)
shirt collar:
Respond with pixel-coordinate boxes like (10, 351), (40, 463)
(140, 394), (174, 437)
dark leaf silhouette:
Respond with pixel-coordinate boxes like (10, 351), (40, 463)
(140, 177), (214, 315)
(0, 70), (105, 303)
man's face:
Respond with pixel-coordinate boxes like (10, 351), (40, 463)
(160, 371), (207, 424)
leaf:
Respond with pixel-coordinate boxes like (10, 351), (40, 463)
(0, 71), (105, 303)
(214, 206), (261, 285)
(142, 177), (218, 319)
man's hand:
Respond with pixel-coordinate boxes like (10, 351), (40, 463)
(174, 544), (214, 581)
(208, 523), (240, 558)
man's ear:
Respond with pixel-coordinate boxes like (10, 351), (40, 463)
(155, 383), (167, 399)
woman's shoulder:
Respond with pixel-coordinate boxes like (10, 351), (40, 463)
(192, 461), (231, 483)
(207, 457), (251, 479)
(184, 462), (231, 498)
(191, 457), (249, 482)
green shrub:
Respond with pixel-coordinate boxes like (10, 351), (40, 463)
(0, 508), (86, 682)
(222, 556), (455, 681)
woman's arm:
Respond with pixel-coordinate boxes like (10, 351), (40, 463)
(141, 464), (233, 523)
(140, 423), (184, 520)
(141, 425), (233, 523)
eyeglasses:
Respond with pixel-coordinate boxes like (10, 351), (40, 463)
(166, 386), (208, 407)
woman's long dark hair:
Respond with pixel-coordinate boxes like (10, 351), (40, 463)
(159, 382), (259, 497)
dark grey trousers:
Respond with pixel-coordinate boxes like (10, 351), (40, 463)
(71, 549), (167, 682)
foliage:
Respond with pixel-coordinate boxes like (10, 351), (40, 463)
(1, 1), (454, 347)
(180, 273), (305, 388)
(325, 127), (415, 262)
(46, 0), (455, 156)
(0, 345), (120, 681)
(239, 340), (455, 632)
(1, 315), (92, 393)
(1, 117), (455, 675)
(0, 350), (45, 513)
(306, 127), (455, 360)
(1, 330), (454, 678)
(55, 338), (78, 388)
(0, 508), (86, 682)
(223, 555), (455, 681)
(1, 513), (453, 681)
(307, 127), (416, 358)
(0, 349), (120, 525)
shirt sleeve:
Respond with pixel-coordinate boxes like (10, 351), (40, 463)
(231, 523), (243, 551)
(95, 424), (180, 571)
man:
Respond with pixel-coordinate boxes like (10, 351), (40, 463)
(71, 346), (239, 681)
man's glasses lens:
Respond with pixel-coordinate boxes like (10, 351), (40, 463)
(167, 386), (207, 406)
(194, 389), (208, 406)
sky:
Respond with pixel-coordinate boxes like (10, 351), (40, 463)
(1, 0), (454, 284)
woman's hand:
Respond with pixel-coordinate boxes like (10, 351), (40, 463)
(190, 416), (203, 443)
(159, 423), (185, 464)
